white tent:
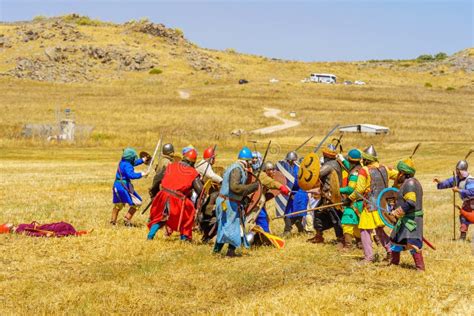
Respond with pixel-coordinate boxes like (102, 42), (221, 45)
(339, 124), (389, 135)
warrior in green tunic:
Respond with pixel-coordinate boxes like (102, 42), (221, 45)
(389, 158), (425, 271)
(339, 149), (363, 249)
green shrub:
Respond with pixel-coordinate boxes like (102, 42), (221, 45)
(434, 52), (448, 60)
(424, 82), (432, 88)
(149, 68), (163, 75)
(225, 48), (237, 54)
(33, 15), (47, 22)
(62, 14), (102, 26)
(416, 54), (434, 62)
(174, 28), (184, 37)
(446, 86), (455, 91)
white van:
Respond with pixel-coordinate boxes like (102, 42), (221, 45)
(310, 73), (337, 84)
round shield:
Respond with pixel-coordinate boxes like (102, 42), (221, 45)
(298, 152), (321, 191)
(139, 151), (152, 165)
(265, 170), (287, 201)
(244, 173), (263, 216)
(377, 187), (399, 229)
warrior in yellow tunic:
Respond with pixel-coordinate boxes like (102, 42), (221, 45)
(344, 145), (398, 262)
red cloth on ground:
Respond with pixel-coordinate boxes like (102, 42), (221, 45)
(148, 162), (199, 238)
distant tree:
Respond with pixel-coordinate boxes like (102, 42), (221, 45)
(434, 52), (448, 60)
(416, 54), (434, 62)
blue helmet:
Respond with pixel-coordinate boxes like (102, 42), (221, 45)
(238, 146), (253, 160)
(347, 148), (362, 162)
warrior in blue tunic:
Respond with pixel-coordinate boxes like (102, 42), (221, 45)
(214, 147), (259, 257)
(280, 151), (308, 236)
(111, 147), (149, 226)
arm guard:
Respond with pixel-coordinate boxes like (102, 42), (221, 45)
(229, 168), (258, 196)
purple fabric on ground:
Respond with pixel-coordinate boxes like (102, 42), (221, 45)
(15, 221), (77, 237)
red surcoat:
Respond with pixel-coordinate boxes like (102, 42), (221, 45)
(148, 162), (199, 238)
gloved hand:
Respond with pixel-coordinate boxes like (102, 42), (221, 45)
(392, 207), (405, 219)
(336, 153), (346, 162)
(141, 170), (150, 178)
(279, 185), (290, 196)
(342, 197), (352, 207)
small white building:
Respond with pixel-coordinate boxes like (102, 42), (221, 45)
(310, 73), (337, 84)
(339, 124), (389, 135)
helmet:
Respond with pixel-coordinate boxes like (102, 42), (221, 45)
(285, 151), (298, 162)
(183, 148), (197, 163)
(362, 145), (378, 162)
(122, 147), (138, 162)
(203, 146), (216, 159)
(322, 144), (337, 159)
(238, 146), (253, 160)
(456, 160), (468, 171)
(396, 158), (416, 176)
(182, 145), (196, 155)
(263, 161), (275, 171)
(162, 143), (174, 156)
(251, 151), (262, 170)
(347, 148), (362, 162)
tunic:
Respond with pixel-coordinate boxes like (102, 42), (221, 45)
(348, 162), (398, 229)
(148, 161), (199, 238)
(390, 177), (424, 249)
(216, 162), (257, 248)
(112, 158), (144, 205)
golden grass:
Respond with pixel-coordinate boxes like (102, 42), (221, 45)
(1, 19), (474, 314)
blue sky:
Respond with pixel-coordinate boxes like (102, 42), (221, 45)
(1, 0), (472, 61)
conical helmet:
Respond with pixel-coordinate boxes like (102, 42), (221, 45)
(456, 160), (468, 171)
(362, 145), (378, 162)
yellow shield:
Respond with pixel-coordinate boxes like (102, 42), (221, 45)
(298, 152), (321, 191)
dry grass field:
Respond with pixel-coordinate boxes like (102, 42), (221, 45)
(0, 17), (473, 314)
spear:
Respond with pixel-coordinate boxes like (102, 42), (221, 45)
(410, 143), (422, 159)
(452, 171), (456, 240)
(465, 149), (474, 160)
(294, 134), (315, 152)
(272, 202), (343, 220)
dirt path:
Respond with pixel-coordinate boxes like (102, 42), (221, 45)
(251, 107), (300, 135)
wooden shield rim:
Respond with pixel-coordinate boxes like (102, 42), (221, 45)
(377, 187), (398, 229)
(245, 173), (263, 215)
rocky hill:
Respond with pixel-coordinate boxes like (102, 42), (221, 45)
(0, 14), (472, 84)
(0, 15), (232, 83)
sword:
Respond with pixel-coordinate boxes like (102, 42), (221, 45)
(354, 191), (436, 250)
(147, 136), (162, 174)
(272, 202), (343, 220)
(141, 200), (153, 215)
(313, 124), (340, 153)
(141, 137), (163, 215)
(256, 140), (271, 179)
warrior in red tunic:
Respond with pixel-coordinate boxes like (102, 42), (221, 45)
(147, 148), (203, 241)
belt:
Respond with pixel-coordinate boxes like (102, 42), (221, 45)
(163, 188), (186, 200)
(218, 194), (241, 204)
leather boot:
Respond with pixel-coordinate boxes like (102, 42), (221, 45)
(307, 231), (324, 244)
(124, 207), (137, 226)
(337, 234), (352, 250)
(460, 232), (467, 241)
(412, 252), (425, 271)
(110, 207), (120, 225)
(390, 251), (400, 265)
(355, 237), (363, 249)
